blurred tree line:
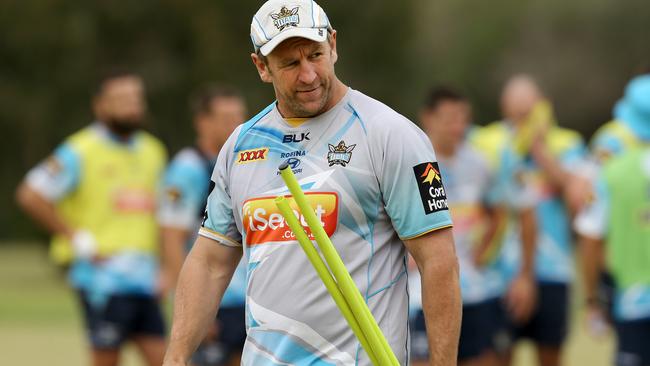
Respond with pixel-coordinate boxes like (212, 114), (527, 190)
(2, 0), (649, 240)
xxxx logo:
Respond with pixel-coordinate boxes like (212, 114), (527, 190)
(237, 147), (269, 164)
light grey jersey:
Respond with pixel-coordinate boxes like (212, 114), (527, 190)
(200, 88), (453, 365)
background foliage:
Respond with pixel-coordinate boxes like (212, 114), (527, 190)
(2, 0), (649, 239)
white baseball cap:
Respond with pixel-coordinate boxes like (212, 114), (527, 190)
(251, 0), (332, 56)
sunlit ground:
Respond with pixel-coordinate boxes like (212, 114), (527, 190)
(0, 244), (614, 365)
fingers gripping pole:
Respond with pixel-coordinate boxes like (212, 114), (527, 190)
(275, 197), (379, 366)
(277, 164), (400, 366)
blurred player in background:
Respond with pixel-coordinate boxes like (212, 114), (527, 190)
(575, 144), (650, 366)
(15, 70), (167, 366)
(163, 0), (461, 364)
(575, 73), (650, 353)
(158, 85), (247, 366)
(473, 74), (586, 366)
(416, 87), (514, 366)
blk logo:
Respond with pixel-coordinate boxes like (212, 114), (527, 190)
(283, 132), (310, 143)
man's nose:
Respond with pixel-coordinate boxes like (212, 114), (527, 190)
(297, 61), (317, 85)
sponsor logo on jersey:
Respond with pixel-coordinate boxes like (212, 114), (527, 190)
(44, 155), (62, 177)
(327, 141), (356, 167)
(413, 162), (449, 214)
(165, 187), (182, 203)
(277, 157), (303, 175)
(283, 132), (310, 143)
(271, 6), (300, 31)
(237, 147), (269, 164)
(242, 192), (338, 246)
(280, 150), (306, 158)
(114, 188), (155, 213)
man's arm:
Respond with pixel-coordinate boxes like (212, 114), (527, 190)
(404, 227), (461, 366)
(163, 235), (242, 366)
(505, 207), (537, 323)
(15, 182), (73, 239)
(160, 227), (191, 293)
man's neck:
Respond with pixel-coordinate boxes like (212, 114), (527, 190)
(427, 132), (456, 159)
(196, 136), (221, 159)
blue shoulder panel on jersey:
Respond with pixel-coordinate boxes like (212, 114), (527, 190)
(54, 143), (82, 195)
(235, 102), (276, 152)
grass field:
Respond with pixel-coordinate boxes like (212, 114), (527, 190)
(0, 243), (614, 365)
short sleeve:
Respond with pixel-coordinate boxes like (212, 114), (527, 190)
(25, 143), (81, 202)
(157, 153), (209, 230)
(198, 140), (242, 248)
(574, 176), (609, 239)
(376, 118), (453, 240)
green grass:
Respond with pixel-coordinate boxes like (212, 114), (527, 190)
(0, 243), (614, 365)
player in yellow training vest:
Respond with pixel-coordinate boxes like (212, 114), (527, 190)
(16, 70), (168, 366)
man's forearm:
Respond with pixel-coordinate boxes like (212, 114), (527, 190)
(580, 236), (604, 304)
(161, 227), (191, 289)
(165, 241), (238, 364)
(15, 183), (73, 238)
(519, 208), (537, 276)
(421, 259), (462, 365)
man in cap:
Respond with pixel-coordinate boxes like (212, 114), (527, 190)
(163, 1), (461, 365)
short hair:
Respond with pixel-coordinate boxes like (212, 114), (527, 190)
(92, 67), (140, 98)
(189, 84), (243, 118)
(422, 86), (466, 112)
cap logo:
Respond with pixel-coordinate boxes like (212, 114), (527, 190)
(271, 6), (300, 31)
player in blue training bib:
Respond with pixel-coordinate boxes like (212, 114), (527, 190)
(158, 85), (247, 366)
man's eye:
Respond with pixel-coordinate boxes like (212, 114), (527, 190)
(310, 52), (323, 59)
(283, 61), (299, 68)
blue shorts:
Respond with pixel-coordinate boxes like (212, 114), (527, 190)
(192, 306), (247, 366)
(410, 298), (512, 362)
(78, 291), (165, 349)
(515, 282), (569, 347)
(615, 318), (650, 366)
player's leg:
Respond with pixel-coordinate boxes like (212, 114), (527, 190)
(458, 302), (492, 366)
(130, 294), (167, 366)
(409, 309), (429, 366)
(529, 283), (569, 366)
(613, 318), (650, 366)
(77, 291), (131, 366)
(486, 298), (515, 366)
(217, 306), (247, 366)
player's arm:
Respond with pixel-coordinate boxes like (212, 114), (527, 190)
(404, 227), (461, 366)
(506, 206), (537, 323)
(15, 182), (74, 239)
(163, 235), (242, 366)
(160, 227), (190, 291)
(15, 145), (80, 240)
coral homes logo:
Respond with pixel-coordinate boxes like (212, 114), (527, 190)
(243, 192), (338, 246)
(413, 162), (448, 215)
(237, 147), (269, 164)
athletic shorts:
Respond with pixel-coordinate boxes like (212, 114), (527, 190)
(615, 318), (650, 366)
(410, 298), (512, 362)
(78, 291), (165, 349)
(515, 282), (569, 347)
(192, 306), (247, 366)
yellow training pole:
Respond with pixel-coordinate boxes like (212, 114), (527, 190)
(275, 196), (380, 366)
(278, 164), (399, 366)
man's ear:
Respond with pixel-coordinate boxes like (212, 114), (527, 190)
(251, 53), (273, 83)
(329, 30), (338, 64)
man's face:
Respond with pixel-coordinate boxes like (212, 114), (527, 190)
(251, 32), (339, 118)
(422, 100), (470, 148)
(197, 97), (247, 143)
(500, 79), (541, 125)
(95, 76), (146, 136)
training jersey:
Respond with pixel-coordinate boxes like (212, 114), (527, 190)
(590, 120), (641, 163)
(575, 148), (650, 320)
(158, 147), (246, 308)
(199, 88), (453, 365)
(472, 122), (585, 284)
(432, 144), (505, 304)
(25, 123), (166, 307)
